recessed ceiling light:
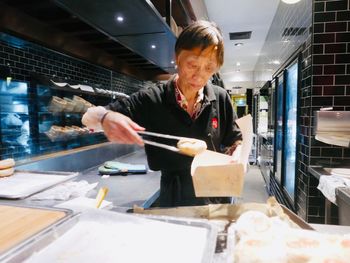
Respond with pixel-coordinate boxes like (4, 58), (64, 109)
(282, 0), (301, 4)
(234, 43), (243, 47)
(116, 16), (124, 22)
(269, 60), (280, 65)
(151, 45), (156, 49)
(236, 62), (241, 66)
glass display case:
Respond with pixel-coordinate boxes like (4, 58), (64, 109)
(0, 74), (118, 161)
(0, 79), (31, 159)
(273, 56), (300, 208)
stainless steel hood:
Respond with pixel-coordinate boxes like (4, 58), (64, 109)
(54, 0), (177, 73)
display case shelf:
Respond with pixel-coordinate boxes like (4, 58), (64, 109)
(0, 74), (114, 160)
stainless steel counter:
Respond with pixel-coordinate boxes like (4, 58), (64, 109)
(308, 166), (334, 225)
(0, 147), (160, 210)
(78, 149), (161, 208)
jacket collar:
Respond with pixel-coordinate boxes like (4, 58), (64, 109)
(165, 75), (216, 104)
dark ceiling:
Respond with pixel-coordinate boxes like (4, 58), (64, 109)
(0, 0), (196, 79)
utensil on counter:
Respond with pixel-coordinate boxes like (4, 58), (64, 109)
(95, 187), (109, 208)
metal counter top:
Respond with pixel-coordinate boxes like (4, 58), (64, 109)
(78, 149), (161, 208)
(0, 149), (161, 210)
(308, 166), (331, 180)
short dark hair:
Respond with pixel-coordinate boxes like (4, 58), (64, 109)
(175, 20), (224, 67)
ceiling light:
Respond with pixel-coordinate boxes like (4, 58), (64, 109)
(236, 62), (241, 66)
(151, 45), (156, 49)
(281, 0), (301, 4)
(116, 16), (124, 22)
(234, 43), (243, 47)
(269, 60), (280, 65)
(171, 60), (175, 64)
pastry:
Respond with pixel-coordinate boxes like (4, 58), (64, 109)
(177, 138), (207, 156)
(0, 158), (15, 170)
(0, 167), (14, 178)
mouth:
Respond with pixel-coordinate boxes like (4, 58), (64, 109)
(189, 83), (202, 89)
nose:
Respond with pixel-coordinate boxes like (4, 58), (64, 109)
(192, 66), (206, 81)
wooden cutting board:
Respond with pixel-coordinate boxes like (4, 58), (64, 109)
(0, 205), (67, 253)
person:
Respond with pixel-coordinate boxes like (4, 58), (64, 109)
(82, 20), (242, 207)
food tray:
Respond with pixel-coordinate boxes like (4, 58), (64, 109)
(6, 209), (217, 263)
(0, 170), (78, 199)
(133, 200), (312, 229)
(133, 198), (313, 263)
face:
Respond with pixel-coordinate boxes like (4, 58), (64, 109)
(176, 45), (219, 93)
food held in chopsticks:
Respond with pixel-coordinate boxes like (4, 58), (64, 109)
(177, 138), (207, 157)
(138, 131), (207, 157)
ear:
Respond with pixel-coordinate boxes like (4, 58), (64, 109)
(175, 54), (179, 66)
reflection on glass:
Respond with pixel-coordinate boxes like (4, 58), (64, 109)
(275, 75), (284, 184)
(283, 62), (298, 200)
(0, 75), (113, 161)
(0, 80), (31, 157)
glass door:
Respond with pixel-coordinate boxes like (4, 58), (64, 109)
(282, 60), (299, 202)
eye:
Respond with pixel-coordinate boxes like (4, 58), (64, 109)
(188, 62), (198, 69)
(205, 65), (215, 72)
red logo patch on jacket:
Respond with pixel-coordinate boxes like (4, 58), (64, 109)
(212, 117), (218, 129)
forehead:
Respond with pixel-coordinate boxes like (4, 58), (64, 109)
(177, 46), (218, 62)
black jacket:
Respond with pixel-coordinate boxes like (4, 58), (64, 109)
(107, 78), (242, 172)
(107, 78), (242, 206)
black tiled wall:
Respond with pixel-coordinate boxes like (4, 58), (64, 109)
(256, 0), (313, 212)
(0, 32), (145, 161)
(257, 0), (350, 223)
(301, 0), (350, 224)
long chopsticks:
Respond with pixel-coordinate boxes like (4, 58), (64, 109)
(137, 131), (185, 140)
(137, 131), (183, 153)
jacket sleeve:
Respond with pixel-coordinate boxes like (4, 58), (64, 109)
(221, 92), (242, 147)
(104, 88), (151, 126)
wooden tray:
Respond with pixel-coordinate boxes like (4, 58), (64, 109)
(0, 205), (69, 254)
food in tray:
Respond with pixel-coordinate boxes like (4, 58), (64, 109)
(48, 96), (67, 113)
(233, 211), (350, 263)
(0, 158), (15, 177)
(177, 138), (207, 156)
(63, 97), (76, 112)
(234, 211), (273, 238)
(71, 95), (94, 113)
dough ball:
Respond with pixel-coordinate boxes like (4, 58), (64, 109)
(235, 211), (271, 238)
(234, 235), (286, 263)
